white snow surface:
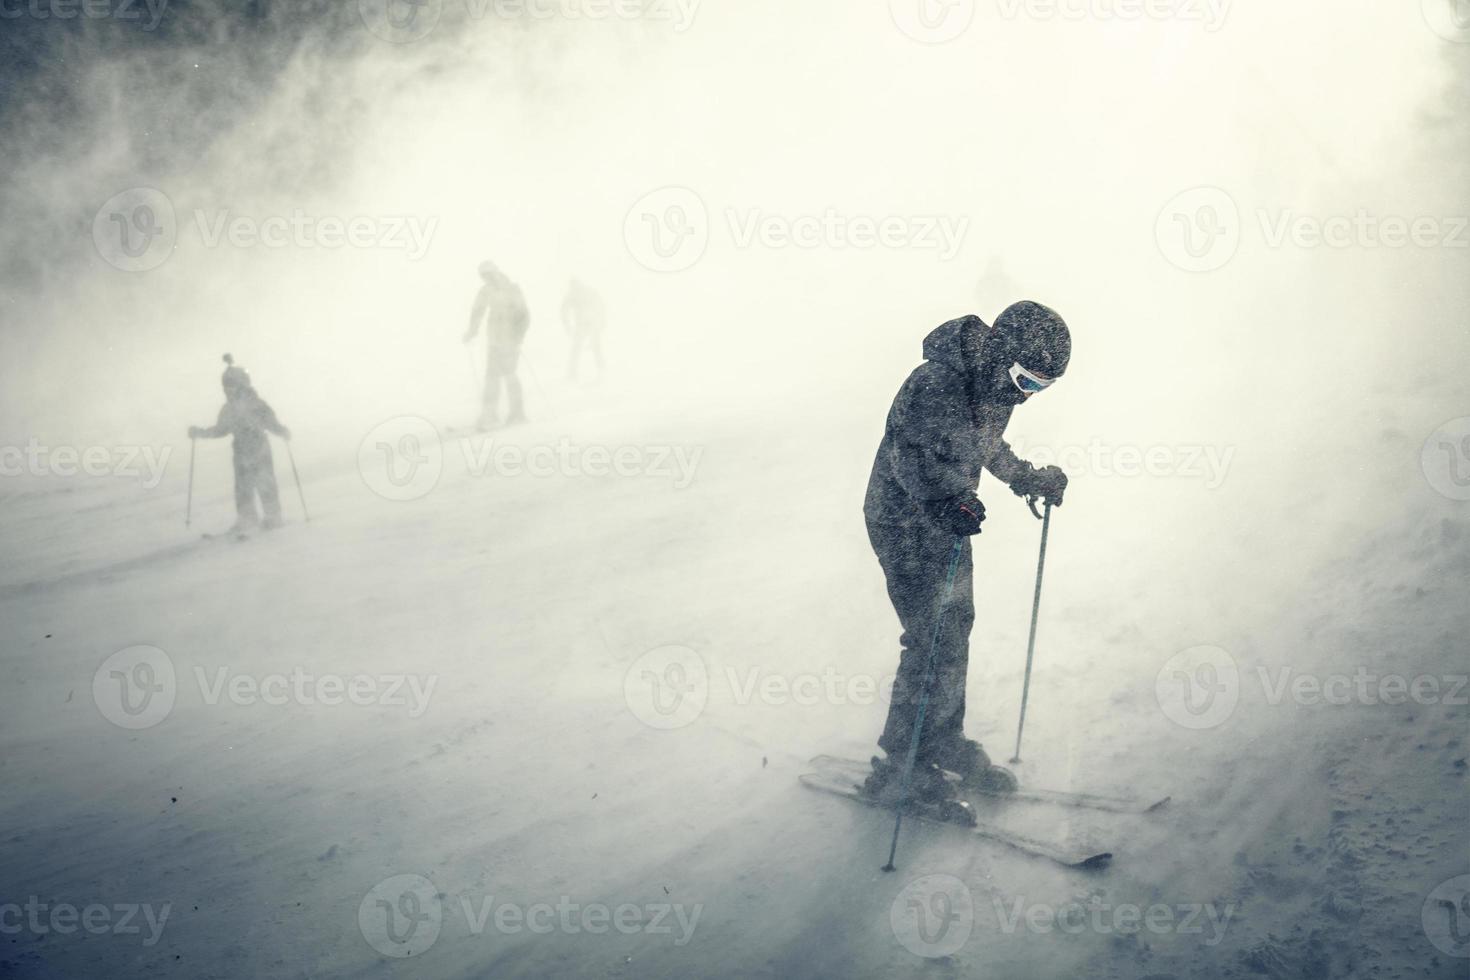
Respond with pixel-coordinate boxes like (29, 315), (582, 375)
(1, 360), (1466, 979)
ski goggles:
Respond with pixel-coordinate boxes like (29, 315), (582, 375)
(1007, 361), (1055, 394)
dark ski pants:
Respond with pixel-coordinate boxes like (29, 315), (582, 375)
(868, 518), (974, 765)
(233, 447), (282, 525)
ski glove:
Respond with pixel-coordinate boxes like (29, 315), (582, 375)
(1013, 464), (1067, 507)
(187, 426), (203, 438)
(926, 493), (986, 536)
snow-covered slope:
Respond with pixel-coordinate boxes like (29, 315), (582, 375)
(1, 365), (1465, 979)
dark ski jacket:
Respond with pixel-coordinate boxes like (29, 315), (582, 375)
(198, 390), (287, 461)
(864, 315), (1037, 527)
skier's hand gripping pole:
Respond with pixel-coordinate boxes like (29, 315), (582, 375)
(881, 535), (966, 873)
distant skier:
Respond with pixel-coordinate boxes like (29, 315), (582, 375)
(464, 260), (531, 429)
(560, 277), (606, 382)
(188, 355), (291, 532)
(862, 302), (1071, 809)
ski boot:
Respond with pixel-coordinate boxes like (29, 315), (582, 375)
(861, 756), (976, 827)
(933, 737), (1019, 794)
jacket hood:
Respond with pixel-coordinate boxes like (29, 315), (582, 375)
(922, 315), (989, 376)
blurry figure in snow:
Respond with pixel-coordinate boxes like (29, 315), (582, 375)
(463, 259), (531, 429)
(861, 302), (1071, 810)
(187, 354), (291, 532)
(560, 277), (606, 382)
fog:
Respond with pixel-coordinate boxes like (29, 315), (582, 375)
(1, 1), (1467, 977)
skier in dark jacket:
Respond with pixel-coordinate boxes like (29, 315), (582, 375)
(188, 355), (291, 532)
(862, 301), (1071, 807)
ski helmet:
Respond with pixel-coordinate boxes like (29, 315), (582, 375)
(221, 353), (250, 392)
(477, 260), (500, 281)
(992, 301), (1070, 379)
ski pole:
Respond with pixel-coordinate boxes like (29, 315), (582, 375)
(284, 439), (310, 522)
(185, 436), (196, 528)
(1009, 499), (1052, 764)
(882, 535), (965, 873)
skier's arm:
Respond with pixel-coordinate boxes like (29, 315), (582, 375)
(982, 439), (1036, 488)
(257, 401), (290, 439)
(191, 406), (232, 439)
(985, 441), (1067, 506)
(464, 288), (488, 342)
(560, 293), (574, 332)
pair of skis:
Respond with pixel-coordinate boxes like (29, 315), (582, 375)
(800, 755), (1170, 871)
